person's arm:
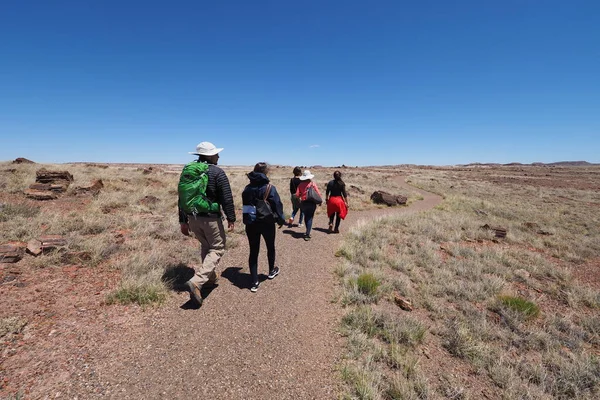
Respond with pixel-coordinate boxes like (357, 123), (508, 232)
(268, 186), (286, 226)
(326, 181), (332, 203)
(341, 183), (349, 206)
(178, 202), (189, 236)
(215, 169), (236, 230)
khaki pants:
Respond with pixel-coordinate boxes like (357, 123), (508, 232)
(187, 216), (226, 288)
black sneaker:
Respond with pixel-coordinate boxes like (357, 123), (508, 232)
(250, 281), (260, 293)
(268, 267), (280, 279)
(303, 235), (311, 241)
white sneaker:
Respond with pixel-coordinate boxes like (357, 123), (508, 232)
(298, 223), (304, 228)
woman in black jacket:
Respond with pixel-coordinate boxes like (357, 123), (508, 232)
(241, 162), (286, 292)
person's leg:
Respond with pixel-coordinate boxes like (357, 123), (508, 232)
(298, 208), (304, 225)
(188, 217), (226, 288)
(293, 195), (300, 218)
(245, 223), (261, 285)
(262, 222), (276, 272)
(304, 203), (316, 237)
(334, 212), (341, 232)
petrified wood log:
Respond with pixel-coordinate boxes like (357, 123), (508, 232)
(35, 169), (73, 184)
(0, 242), (26, 263)
(73, 179), (103, 196)
(370, 191), (407, 206)
(24, 189), (58, 200)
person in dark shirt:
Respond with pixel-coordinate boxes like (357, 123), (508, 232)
(178, 141), (236, 307)
(241, 162), (286, 292)
(287, 166), (304, 228)
(325, 171), (348, 233)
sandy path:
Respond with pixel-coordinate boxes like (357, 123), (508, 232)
(68, 176), (441, 399)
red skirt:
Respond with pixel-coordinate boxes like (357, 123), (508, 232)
(327, 196), (348, 219)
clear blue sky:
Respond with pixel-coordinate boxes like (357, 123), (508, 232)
(1, 0), (598, 166)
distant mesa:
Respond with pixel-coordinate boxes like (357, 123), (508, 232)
(13, 157), (34, 164)
(545, 161), (593, 166)
(460, 160), (595, 167)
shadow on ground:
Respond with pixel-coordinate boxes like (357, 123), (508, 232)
(311, 227), (334, 234)
(221, 266), (268, 290)
(161, 263), (195, 291)
(280, 229), (306, 239)
(162, 263), (220, 310)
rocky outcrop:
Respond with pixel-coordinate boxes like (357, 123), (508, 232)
(13, 157), (34, 164)
(370, 191), (407, 206)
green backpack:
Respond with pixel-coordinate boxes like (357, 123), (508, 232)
(178, 161), (220, 215)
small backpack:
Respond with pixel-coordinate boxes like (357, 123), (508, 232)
(255, 184), (275, 222)
(178, 161), (220, 215)
(243, 184), (275, 224)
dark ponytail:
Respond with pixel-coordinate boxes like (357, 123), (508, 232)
(333, 171), (345, 192)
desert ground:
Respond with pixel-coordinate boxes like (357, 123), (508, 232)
(1, 161), (599, 399)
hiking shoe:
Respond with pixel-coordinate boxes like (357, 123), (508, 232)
(303, 235), (311, 241)
(204, 279), (219, 289)
(268, 267), (280, 279)
(298, 223), (304, 228)
(250, 281), (260, 293)
(185, 281), (203, 306)
(333, 229), (340, 234)
(328, 223), (333, 232)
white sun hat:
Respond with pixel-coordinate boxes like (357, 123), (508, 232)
(189, 141), (224, 156)
(299, 170), (314, 180)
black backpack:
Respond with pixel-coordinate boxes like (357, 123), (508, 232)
(255, 184), (276, 222)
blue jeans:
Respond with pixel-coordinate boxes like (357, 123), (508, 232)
(300, 202), (317, 236)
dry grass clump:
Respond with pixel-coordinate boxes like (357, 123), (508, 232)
(337, 167), (600, 399)
(0, 316), (27, 338)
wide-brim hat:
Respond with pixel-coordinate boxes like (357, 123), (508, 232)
(189, 141), (224, 156)
(299, 170), (314, 180)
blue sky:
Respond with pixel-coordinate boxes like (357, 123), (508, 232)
(1, 0), (598, 166)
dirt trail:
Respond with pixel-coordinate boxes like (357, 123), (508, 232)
(68, 176), (442, 399)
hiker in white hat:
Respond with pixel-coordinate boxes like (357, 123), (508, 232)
(177, 141), (235, 307)
(294, 170), (323, 241)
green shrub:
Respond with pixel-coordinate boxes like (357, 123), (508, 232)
(498, 295), (540, 320)
(106, 282), (167, 306)
(357, 273), (380, 296)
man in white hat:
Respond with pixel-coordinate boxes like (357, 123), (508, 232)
(179, 141), (236, 307)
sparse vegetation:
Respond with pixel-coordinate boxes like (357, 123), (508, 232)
(337, 166), (600, 399)
(0, 162), (419, 308)
(2, 162), (600, 398)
